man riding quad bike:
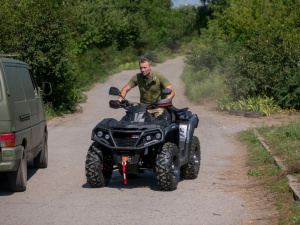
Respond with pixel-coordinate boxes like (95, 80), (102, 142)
(85, 87), (201, 191)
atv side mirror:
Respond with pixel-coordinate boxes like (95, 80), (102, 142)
(109, 100), (120, 109)
(161, 88), (172, 95)
(109, 87), (121, 96)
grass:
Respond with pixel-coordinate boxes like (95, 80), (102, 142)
(256, 121), (300, 174)
(240, 129), (300, 224)
(181, 65), (224, 104)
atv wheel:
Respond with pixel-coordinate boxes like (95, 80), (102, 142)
(155, 142), (180, 191)
(85, 143), (112, 188)
(181, 136), (201, 179)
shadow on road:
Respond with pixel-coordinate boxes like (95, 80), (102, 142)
(82, 170), (179, 192)
(0, 160), (38, 195)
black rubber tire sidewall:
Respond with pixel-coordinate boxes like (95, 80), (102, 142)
(34, 135), (48, 168)
(244, 111), (262, 118)
(235, 110), (246, 116)
(85, 143), (112, 188)
(155, 142), (180, 191)
(8, 149), (27, 192)
(181, 136), (201, 179)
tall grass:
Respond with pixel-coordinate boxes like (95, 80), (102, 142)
(181, 65), (224, 103)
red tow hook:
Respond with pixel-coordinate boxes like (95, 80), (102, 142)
(122, 160), (127, 184)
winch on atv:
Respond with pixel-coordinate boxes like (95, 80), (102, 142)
(85, 87), (201, 191)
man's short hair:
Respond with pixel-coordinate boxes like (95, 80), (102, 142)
(139, 56), (152, 65)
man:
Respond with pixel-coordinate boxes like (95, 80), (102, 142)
(118, 57), (175, 118)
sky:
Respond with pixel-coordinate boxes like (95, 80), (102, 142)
(172, 0), (201, 8)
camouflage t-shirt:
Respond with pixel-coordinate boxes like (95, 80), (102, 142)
(128, 71), (171, 105)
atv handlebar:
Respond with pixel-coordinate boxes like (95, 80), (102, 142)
(109, 86), (173, 110)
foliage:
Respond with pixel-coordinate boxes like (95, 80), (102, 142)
(181, 65), (224, 103)
(0, 0), (200, 113)
(218, 95), (276, 116)
(185, 0), (300, 110)
(0, 0), (79, 111)
(226, 27), (300, 109)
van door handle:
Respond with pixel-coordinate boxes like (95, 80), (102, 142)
(19, 114), (30, 122)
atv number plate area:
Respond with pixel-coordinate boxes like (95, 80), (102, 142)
(131, 135), (140, 139)
(179, 124), (188, 139)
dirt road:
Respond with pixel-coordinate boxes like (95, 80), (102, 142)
(0, 57), (280, 224)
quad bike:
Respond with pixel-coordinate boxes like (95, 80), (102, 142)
(85, 87), (201, 191)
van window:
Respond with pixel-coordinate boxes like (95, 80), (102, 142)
(19, 67), (37, 99)
(29, 70), (39, 96)
(3, 66), (25, 102)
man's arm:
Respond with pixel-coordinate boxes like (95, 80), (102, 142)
(118, 84), (132, 102)
(165, 84), (175, 100)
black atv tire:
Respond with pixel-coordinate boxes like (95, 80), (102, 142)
(155, 142), (180, 191)
(34, 135), (48, 168)
(8, 149), (27, 192)
(85, 143), (112, 188)
(181, 136), (201, 179)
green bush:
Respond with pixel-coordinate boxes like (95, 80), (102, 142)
(221, 0), (300, 109)
(226, 28), (300, 108)
(0, 0), (200, 114)
(0, 0), (79, 112)
(185, 0), (300, 110)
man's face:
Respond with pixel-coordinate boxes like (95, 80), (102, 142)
(139, 62), (152, 77)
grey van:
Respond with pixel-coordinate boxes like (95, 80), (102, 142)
(0, 58), (51, 192)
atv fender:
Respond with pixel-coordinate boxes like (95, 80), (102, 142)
(178, 114), (199, 166)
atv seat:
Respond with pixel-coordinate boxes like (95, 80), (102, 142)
(169, 106), (188, 113)
(167, 106), (191, 122)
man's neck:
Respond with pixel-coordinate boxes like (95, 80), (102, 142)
(144, 71), (153, 79)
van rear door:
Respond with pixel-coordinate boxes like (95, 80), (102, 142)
(2, 64), (32, 157)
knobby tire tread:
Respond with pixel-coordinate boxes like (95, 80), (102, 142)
(155, 142), (179, 191)
(85, 143), (112, 188)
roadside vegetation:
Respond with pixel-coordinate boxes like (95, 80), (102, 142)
(184, 0), (300, 115)
(257, 122), (300, 175)
(2, 0), (298, 118)
(185, 1), (300, 223)
(1, 0), (299, 221)
(0, 0), (199, 117)
(240, 128), (300, 224)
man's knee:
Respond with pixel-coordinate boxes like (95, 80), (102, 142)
(147, 107), (165, 119)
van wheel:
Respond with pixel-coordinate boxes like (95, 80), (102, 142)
(8, 149), (27, 192)
(34, 135), (48, 168)
(181, 136), (201, 179)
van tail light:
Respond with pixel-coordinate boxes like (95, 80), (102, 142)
(1, 133), (16, 147)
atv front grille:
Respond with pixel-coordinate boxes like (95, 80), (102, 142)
(112, 132), (140, 147)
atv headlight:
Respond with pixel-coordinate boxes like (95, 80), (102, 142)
(97, 131), (103, 138)
(146, 135), (152, 141)
(105, 134), (110, 140)
(155, 133), (162, 140)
